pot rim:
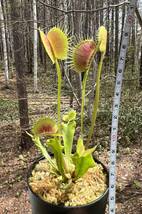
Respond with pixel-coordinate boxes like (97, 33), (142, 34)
(27, 156), (109, 209)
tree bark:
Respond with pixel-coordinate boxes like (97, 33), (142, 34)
(110, 7), (114, 72)
(140, 46), (142, 89)
(10, 0), (32, 149)
(24, 0), (33, 74)
(135, 8), (142, 29)
(43, 0), (47, 73)
(119, 4), (125, 51)
(72, 0), (82, 100)
(0, 0), (9, 87)
(115, 2), (119, 75)
(33, 0), (38, 92)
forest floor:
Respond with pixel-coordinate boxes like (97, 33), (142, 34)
(0, 72), (142, 214)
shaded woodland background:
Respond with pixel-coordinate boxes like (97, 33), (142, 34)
(0, 1), (142, 213)
(0, 0), (142, 148)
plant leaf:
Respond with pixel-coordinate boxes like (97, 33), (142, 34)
(39, 29), (55, 63)
(76, 137), (85, 157)
(83, 147), (96, 157)
(63, 156), (75, 176)
(71, 40), (96, 73)
(73, 153), (95, 179)
(76, 137), (96, 157)
(29, 135), (57, 170)
(32, 117), (58, 136)
(47, 27), (69, 60)
(47, 138), (65, 177)
(73, 137), (96, 179)
(62, 110), (76, 122)
(98, 26), (107, 53)
(62, 121), (76, 157)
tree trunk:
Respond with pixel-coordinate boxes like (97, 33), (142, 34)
(115, 3), (119, 75)
(33, 0), (38, 92)
(135, 7), (142, 29)
(131, 19), (136, 74)
(0, 0), (9, 87)
(110, 7), (114, 72)
(119, 4), (125, 51)
(72, 0), (82, 100)
(43, 0), (47, 73)
(140, 46), (142, 89)
(105, 0), (110, 72)
(24, 0), (33, 74)
(99, 0), (103, 25)
(10, 0), (32, 149)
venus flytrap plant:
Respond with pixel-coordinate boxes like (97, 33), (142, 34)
(70, 39), (99, 137)
(30, 27), (76, 180)
(87, 26), (107, 145)
(70, 26), (107, 145)
(38, 27), (75, 179)
(70, 40), (96, 136)
(29, 26), (107, 185)
(27, 118), (58, 171)
(39, 27), (69, 128)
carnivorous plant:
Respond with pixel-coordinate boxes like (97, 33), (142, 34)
(28, 26), (107, 182)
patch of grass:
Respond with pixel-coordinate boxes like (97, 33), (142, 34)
(97, 75), (142, 145)
(119, 89), (142, 144)
(0, 99), (18, 121)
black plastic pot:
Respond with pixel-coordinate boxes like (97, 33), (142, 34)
(27, 157), (109, 214)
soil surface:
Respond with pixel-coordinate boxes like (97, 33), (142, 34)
(0, 75), (142, 214)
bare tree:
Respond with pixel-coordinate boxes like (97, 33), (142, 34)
(33, 0), (38, 92)
(114, 0), (119, 74)
(10, 0), (31, 149)
(24, 0), (33, 74)
(0, 0), (9, 87)
(140, 45), (142, 89)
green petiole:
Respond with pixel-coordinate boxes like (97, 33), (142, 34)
(87, 53), (105, 146)
(55, 59), (62, 131)
(81, 70), (89, 137)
